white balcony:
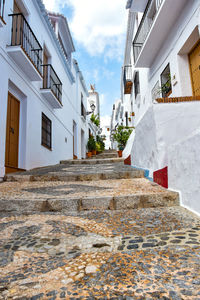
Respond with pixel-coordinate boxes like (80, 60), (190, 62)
(40, 89), (62, 109)
(7, 46), (42, 81)
(40, 64), (62, 109)
(133, 0), (188, 68)
(7, 13), (43, 81)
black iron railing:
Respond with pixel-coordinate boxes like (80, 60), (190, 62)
(123, 65), (133, 94)
(42, 64), (62, 104)
(0, 0), (5, 21)
(133, 0), (164, 63)
(123, 65), (132, 84)
(9, 13), (42, 75)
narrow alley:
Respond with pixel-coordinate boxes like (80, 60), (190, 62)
(0, 151), (200, 299)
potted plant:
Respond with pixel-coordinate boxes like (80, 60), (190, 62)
(96, 135), (105, 154)
(113, 126), (133, 157)
(118, 145), (124, 157)
(87, 136), (97, 156)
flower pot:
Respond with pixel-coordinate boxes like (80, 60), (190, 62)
(92, 150), (96, 155)
(118, 150), (123, 157)
(87, 152), (92, 158)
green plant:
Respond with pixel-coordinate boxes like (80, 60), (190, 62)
(96, 142), (101, 152)
(113, 126), (133, 149)
(87, 136), (96, 152)
(96, 135), (105, 151)
(157, 74), (172, 97)
(90, 114), (100, 127)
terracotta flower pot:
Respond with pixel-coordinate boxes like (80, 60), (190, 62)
(87, 152), (92, 158)
(118, 150), (122, 157)
(92, 150), (96, 155)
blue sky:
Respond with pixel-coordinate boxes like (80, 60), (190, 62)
(43, 0), (127, 125)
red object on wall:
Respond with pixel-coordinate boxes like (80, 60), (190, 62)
(124, 155), (131, 165)
(153, 166), (168, 189)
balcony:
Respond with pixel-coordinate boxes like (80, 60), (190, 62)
(7, 13), (42, 81)
(133, 0), (187, 67)
(0, 0), (6, 26)
(41, 64), (62, 109)
(124, 65), (133, 94)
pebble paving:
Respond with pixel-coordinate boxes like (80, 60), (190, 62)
(0, 152), (200, 299)
(0, 208), (200, 299)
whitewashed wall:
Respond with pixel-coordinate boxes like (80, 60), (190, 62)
(0, 0), (89, 178)
(168, 130), (200, 215)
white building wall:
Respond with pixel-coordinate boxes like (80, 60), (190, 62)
(123, 0), (200, 214)
(0, 0), (90, 178)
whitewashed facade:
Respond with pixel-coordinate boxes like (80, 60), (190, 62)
(123, 0), (200, 214)
(0, 0), (94, 179)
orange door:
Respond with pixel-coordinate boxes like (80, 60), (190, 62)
(189, 41), (200, 96)
(5, 93), (20, 173)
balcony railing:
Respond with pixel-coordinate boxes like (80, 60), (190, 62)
(0, 0), (5, 21)
(123, 65), (133, 94)
(9, 13), (42, 75)
(133, 0), (164, 63)
(42, 64), (62, 104)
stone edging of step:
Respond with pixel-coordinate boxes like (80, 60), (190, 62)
(0, 191), (179, 213)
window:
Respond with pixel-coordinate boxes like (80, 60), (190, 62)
(151, 81), (160, 102)
(134, 71), (140, 98)
(125, 111), (128, 127)
(160, 64), (172, 97)
(42, 113), (52, 150)
(58, 32), (68, 61)
(81, 93), (86, 118)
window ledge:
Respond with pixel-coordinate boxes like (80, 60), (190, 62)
(41, 143), (52, 151)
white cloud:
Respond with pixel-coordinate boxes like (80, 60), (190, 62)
(43, 0), (127, 60)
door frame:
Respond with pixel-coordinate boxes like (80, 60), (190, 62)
(5, 92), (20, 173)
(189, 40), (200, 96)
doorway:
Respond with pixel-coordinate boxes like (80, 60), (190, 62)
(73, 121), (77, 159)
(189, 41), (200, 96)
(5, 92), (20, 173)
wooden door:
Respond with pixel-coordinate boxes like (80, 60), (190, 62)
(12, 1), (22, 46)
(189, 41), (200, 96)
(5, 93), (20, 173)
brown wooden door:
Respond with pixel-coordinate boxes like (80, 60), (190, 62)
(189, 41), (200, 96)
(5, 93), (20, 172)
(12, 1), (22, 46)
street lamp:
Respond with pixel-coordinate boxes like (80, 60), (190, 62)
(86, 103), (96, 115)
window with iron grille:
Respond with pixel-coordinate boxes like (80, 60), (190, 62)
(42, 113), (52, 150)
(134, 72), (140, 98)
(160, 64), (172, 97)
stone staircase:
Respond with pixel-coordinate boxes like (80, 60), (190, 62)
(1, 150), (179, 213)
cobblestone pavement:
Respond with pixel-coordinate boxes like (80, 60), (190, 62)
(1, 153), (200, 299)
(0, 207), (200, 299)
(0, 179), (175, 200)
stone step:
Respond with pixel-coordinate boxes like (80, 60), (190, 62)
(4, 163), (144, 182)
(0, 179), (179, 213)
(4, 168), (143, 182)
(60, 158), (123, 165)
(89, 153), (118, 159)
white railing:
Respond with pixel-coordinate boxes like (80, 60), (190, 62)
(133, 0), (164, 63)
